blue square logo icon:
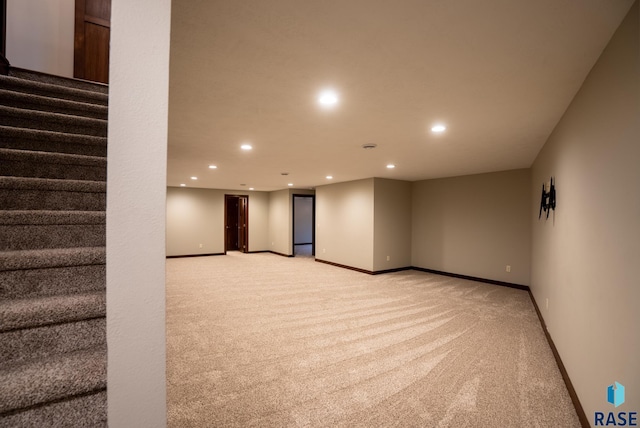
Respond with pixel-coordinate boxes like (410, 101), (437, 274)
(608, 382), (625, 408)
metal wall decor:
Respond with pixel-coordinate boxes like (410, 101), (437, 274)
(539, 177), (556, 219)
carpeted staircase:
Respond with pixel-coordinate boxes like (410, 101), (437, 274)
(0, 68), (108, 426)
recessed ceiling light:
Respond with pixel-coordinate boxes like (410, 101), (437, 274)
(180, 184), (186, 187)
(288, 183), (293, 187)
(431, 124), (446, 133)
(318, 89), (339, 108)
(249, 187), (255, 190)
(208, 165), (217, 169)
(386, 164), (395, 169)
(241, 144), (252, 151)
(326, 175), (333, 179)
(190, 176), (198, 180)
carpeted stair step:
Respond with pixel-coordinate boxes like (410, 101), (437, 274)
(0, 247), (106, 301)
(0, 247), (105, 299)
(9, 67), (108, 95)
(0, 347), (106, 415)
(0, 317), (105, 367)
(0, 73), (107, 105)
(0, 177), (106, 211)
(0, 211), (105, 251)
(0, 291), (105, 332)
(0, 247), (106, 272)
(0, 106), (107, 137)
(0, 126), (107, 157)
(0, 89), (108, 120)
(0, 148), (106, 180)
(0, 265), (104, 300)
(0, 247), (105, 273)
(0, 390), (107, 428)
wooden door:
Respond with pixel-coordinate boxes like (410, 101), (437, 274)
(238, 196), (248, 252)
(225, 196), (239, 251)
(225, 195), (249, 253)
(74, 0), (110, 83)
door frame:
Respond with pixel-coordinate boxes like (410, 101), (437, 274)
(292, 194), (315, 257)
(0, 0), (7, 76)
(224, 194), (249, 254)
(1, 0), (6, 56)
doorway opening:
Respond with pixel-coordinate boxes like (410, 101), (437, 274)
(293, 195), (315, 257)
(225, 195), (248, 253)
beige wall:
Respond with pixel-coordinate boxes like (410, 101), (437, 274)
(249, 192), (270, 252)
(316, 179), (374, 271)
(268, 189), (292, 255)
(166, 187), (269, 256)
(6, 0), (75, 77)
(412, 169), (531, 285)
(266, 189), (315, 256)
(317, 174), (529, 278)
(106, 0), (171, 424)
(373, 178), (412, 271)
(166, 188), (224, 255)
(531, 1), (639, 417)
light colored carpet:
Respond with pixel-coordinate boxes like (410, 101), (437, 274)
(166, 252), (579, 427)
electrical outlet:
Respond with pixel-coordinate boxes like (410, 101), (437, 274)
(387, 255), (390, 261)
(546, 298), (549, 310)
(505, 265), (511, 273)
(323, 248), (326, 253)
(199, 243), (203, 248)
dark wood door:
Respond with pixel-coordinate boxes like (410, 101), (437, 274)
(238, 197), (248, 252)
(225, 195), (249, 252)
(225, 196), (239, 251)
(74, 0), (110, 83)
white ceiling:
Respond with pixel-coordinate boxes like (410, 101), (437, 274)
(167, 0), (634, 192)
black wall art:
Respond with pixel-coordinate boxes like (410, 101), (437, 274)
(539, 177), (556, 219)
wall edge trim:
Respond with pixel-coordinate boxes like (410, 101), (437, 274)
(373, 267), (413, 275)
(527, 290), (590, 428)
(411, 267), (530, 290)
(315, 258), (373, 274)
(166, 253), (224, 259)
(269, 251), (294, 258)
(315, 259), (412, 275)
